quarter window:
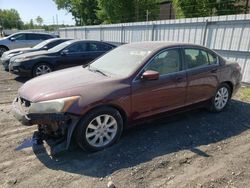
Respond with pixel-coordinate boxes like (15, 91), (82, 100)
(207, 52), (218, 64)
(146, 49), (181, 75)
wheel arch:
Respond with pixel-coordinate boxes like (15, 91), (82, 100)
(221, 81), (233, 97)
(82, 104), (128, 127)
(0, 45), (9, 50)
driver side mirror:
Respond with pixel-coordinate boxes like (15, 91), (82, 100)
(141, 70), (159, 81)
(61, 49), (69, 56)
(10, 37), (16, 42)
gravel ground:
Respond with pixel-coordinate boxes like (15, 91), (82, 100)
(0, 67), (249, 188)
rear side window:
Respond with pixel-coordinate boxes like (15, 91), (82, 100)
(87, 43), (112, 51)
(41, 35), (54, 40)
(27, 34), (43, 40)
(184, 48), (209, 69)
(26, 34), (53, 40)
(47, 40), (64, 49)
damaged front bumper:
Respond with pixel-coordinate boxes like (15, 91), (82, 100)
(12, 97), (81, 154)
(12, 97), (71, 126)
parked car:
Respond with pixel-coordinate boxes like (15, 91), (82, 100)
(8, 40), (116, 77)
(12, 42), (242, 152)
(1, 38), (71, 71)
(0, 32), (58, 56)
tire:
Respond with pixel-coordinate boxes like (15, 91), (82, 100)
(0, 46), (8, 57)
(75, 107), (123, 152)
(32, 63), (53, 77)
(208, 83), (232, 112)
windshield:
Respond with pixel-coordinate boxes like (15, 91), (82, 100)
(89, 45), (151, 77)
(32, 40), (50, 49)
(48, 41), (72, 52)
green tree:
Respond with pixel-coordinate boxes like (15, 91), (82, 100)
(172, 0), (245, 18)
(53, 0), (100, 25)
(97, 0), (159, 23)
(0, 9), (23, 29)
(35, 16), (43, 25)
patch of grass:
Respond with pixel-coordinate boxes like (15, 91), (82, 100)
(233, 86), (250, 103)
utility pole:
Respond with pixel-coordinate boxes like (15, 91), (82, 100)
(146, 10), (149, 22)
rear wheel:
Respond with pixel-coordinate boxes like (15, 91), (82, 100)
(75, 107), (123, 152)
(0, 46), (8, 57)
(208, 83), (231, 112)
(32, 63), (52, 77)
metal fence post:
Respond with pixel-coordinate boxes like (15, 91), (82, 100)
(100, 26), (102, 41)
(121, 25), (124, 43)
(151, 24), (155, 41)
(202, 19), (209, 46)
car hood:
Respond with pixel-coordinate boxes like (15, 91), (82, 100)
(18, 66), (119, 102)
(11, 50), (53, 60)
(2, 48), (33, 57)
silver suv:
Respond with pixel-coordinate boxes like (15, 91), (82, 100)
(0, 32), (57, 56)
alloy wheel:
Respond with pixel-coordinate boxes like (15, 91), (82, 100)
(85, 114), (118, 147)
(35, 64), (52, 76)
(214, 87), (229, 110)
(0, 47), (7, 56)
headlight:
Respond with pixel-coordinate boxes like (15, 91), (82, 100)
(29, 96), (80, 114)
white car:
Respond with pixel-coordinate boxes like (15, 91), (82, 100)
(0, 32), (58, 56)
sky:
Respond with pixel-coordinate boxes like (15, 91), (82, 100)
(0, 0), (75, 25)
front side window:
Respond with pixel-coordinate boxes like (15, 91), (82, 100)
(13, 34), (26, 40)
(146, 48), (181, 75)
(184, 48), (218, 69)
(67, 42), (86, 53)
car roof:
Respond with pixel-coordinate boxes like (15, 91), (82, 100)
(67, 39), (117, 46)
(13, 32), (54, 36)
(122, 41), (206, 51)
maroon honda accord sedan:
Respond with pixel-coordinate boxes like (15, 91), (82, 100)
(12, 42), (242, 152)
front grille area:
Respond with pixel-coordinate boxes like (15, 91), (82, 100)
(19, 97), (31, 114)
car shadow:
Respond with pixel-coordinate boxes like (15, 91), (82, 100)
(14, 76), (29, 83)
(32, 99), (250, 177)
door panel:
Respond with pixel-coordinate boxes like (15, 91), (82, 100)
(183, 47), (221, 105)
(186, 65), (220, 105)
(131, 47), (187, 120)
(131, 72), (187, 120)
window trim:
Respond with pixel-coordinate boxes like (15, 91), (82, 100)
(133, 47), (183, 82)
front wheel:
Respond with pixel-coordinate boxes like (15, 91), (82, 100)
(75, 107), (123, 152)
(32, 63), (52, 77)
(0, 46), (8, 57)
(208, 84), (231, 112)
